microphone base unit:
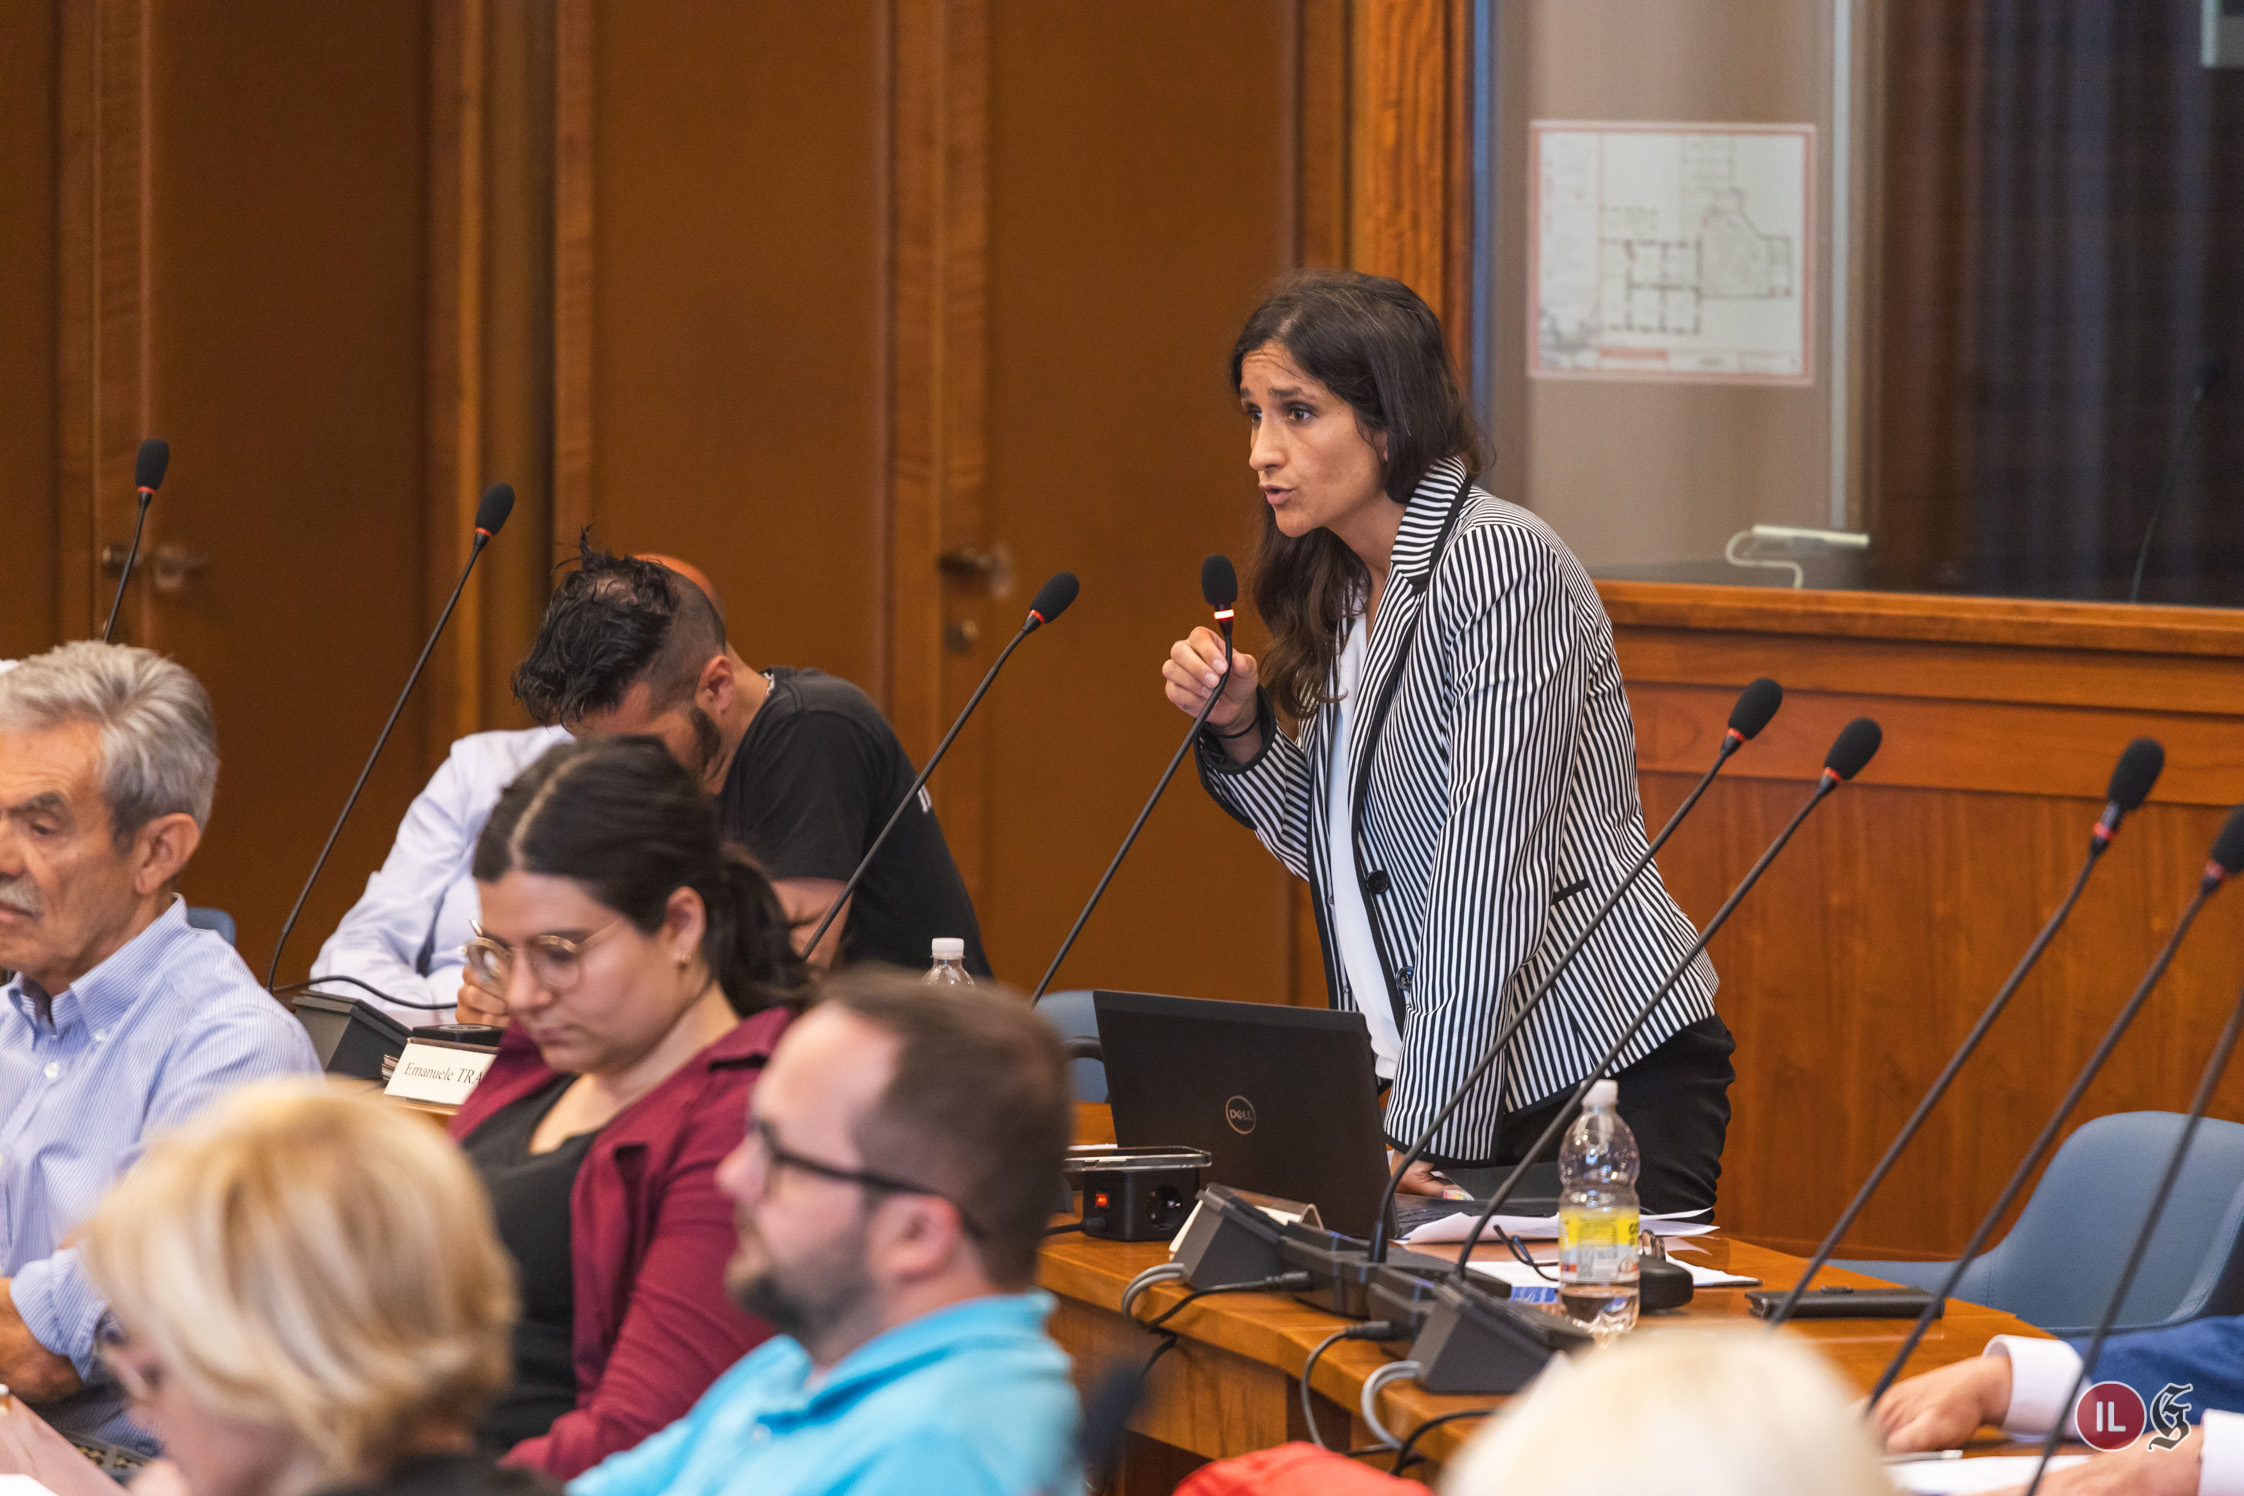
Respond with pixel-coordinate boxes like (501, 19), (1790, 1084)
(1172, 1184), (1295, 1286)
(289, 992), (409, 1083)
(1365, 1262), (1452, 1338)
(1064, 1149), (1209, 1242)
(1639, 1254), (1695, 1313)
(1407, 1278), (1593, 1394)
(1746, 1284), (1941, 1321)
(410, 1022), (504, 1051)
(1278, 1220), (1452, 1320)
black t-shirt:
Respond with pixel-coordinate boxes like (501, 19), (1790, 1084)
(460, 1078), (600, 1453)
(718, 667), (991, 976)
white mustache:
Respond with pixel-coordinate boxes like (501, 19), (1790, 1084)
(0, 880), (41, 917)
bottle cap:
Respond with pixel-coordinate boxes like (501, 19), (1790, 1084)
(931, 937), (965, 961)
(1585, 1078), (1619, 1109)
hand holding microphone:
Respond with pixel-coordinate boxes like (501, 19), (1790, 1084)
(1162, 556), (1259, 754)
(1162, 628), (1259, 739)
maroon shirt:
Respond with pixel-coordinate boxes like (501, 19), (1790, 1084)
(449, 1006), (791, 1478)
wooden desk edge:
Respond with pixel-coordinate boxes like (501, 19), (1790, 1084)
(1038, 1229), (2051, 1470)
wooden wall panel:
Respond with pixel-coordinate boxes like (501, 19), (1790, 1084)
(1350, 0), (1469, 337)
(138, 0), (438, 974)
(576, 1), (887, 692)
(1606, 582), (2244, 1256)
(0, 0), (60, 660)
(972, 0), (1301, 999)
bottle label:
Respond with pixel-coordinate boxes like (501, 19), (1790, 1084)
(1558, 1207), (1639, 1283)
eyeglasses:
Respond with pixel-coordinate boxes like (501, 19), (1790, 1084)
(94, 1318), (161, 1404)
(746, 1119), (986, 1238)
(464, 919), (624, 994)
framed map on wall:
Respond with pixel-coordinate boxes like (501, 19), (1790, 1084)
(1529, 121), (1815, 384)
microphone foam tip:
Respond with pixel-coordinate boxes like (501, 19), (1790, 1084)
(1824, 718), (1883, 781)
(1726, 677), (1783, 740)
(2211, 805), (2244, 879)
(1028, 571), (1080, 626)
(2107, 738), (2165, 815)
(475, 483), (516, 536)
(135, 437), (171, 492)
(1201, 554), (1239, 612)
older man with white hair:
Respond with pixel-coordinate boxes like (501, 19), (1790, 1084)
(0, 641), (318, 1454)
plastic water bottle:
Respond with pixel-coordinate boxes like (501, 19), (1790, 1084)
(1557, 1078), (1640, 1340)
(924, 937), (973, 986)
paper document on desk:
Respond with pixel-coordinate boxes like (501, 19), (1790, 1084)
(1400, 1206), (1715, 1245)
(1466, 1259), (1758, 1291)
(1888, 1456), (2086, 1494)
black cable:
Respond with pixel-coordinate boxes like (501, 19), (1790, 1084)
(1389, 1409), (1493, 1477)
(273, 975), (461, 1011)
(1299, 1322), (1400, 1450)
(1137, 1272), (1313, 1332)
(1044, 1221), (1084, 1236)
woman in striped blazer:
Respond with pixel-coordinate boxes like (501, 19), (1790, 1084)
(1163, 271), (1732, 1213)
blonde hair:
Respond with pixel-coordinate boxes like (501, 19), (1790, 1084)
(1442, 1330), (1892, 1496)
(79, 1082), (516, 1481)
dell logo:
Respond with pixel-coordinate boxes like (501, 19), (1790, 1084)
(1224, 1095), (1257, 1134)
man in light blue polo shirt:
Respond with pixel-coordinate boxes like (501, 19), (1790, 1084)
(569, 970), (1080, 1496)
(0, 643), (320, 1453)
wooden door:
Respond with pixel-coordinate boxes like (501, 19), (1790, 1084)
(48, 0), (446, 978)
(938, 0), (1320, 1000)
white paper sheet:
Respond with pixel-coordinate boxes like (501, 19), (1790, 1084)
(1465, 1258), (1758, 1292)
(1887, 1455), (2086, 1494)
(1400, 1206), (1716, 1245)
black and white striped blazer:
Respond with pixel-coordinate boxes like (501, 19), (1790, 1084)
(1195, 458), (1718, 1164)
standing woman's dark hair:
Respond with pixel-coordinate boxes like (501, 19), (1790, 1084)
(1232, 270), (1489, 722)
(473, 735), (808, 1015)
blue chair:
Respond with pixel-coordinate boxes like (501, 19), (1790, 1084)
(1833, 1112), (2244, 1335)
(185, 906), (237, 947)
(1034, 989), (1106, 1104)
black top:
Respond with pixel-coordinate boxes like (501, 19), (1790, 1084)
(460, 1079), (600, 1453)
(719, 666), (991, 976)
(322, 1452), (559, 1496)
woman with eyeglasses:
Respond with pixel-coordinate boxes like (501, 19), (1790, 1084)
(75, 1081), (545, 1496)
(448, 735), (810, 1480)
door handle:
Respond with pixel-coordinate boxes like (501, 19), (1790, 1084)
(148, 543), (211, 596)
(936, 542), (1013, 600)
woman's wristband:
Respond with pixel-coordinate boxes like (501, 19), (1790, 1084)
(1210, 719), (1259, 740)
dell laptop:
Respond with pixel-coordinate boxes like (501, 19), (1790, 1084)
(1094, 990), (1394, 1237)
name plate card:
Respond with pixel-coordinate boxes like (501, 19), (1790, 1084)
(383, 1037), (498, 1108)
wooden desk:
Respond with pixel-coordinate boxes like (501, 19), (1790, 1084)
(1050, 1108), (2051, 1487)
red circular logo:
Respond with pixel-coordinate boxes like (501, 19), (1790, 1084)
(2075, 1382), (2147, 1451)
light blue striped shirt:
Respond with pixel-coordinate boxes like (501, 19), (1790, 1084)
(1, 897), (320, 1451)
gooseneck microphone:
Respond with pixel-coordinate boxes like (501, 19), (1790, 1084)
(1365, 676), (1784, 1262)
(2025, 957), (2244, 1496)
(1443, 717), (1885, 1280)
(2128, 354), (2229, 604)
(1031, 556), (1237, 1000)
(264, 484), (516, 988)
(101, 438), (171, 644)
(1765, 737), (2167, 1327)
(1866, 803), (2244, 1408)
(800, 571), (1080, 963)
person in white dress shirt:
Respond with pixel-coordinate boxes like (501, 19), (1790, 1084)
(310, 554), (722, 1028)
(309, 724), (570, 1025)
